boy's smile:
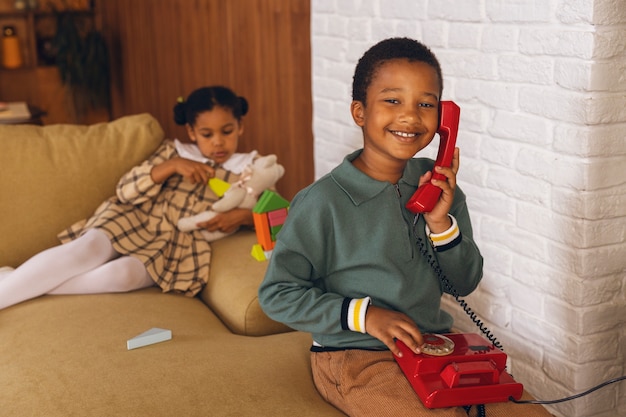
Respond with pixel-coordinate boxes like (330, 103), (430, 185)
(350, 59), (441, 183)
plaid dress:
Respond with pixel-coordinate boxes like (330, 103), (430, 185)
(58, 140), (244, 296)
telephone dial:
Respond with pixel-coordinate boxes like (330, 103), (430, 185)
(400, 101), (524, 410)
(406, 100), (460, 214)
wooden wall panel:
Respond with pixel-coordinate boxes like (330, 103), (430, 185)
(98, 0), (313, 200)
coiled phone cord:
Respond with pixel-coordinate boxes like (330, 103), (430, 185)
(413, 215), (504, 350)
(413, 216), (501, 417)
(462, 404), (486, 417)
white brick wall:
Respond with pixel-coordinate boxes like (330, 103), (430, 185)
(311, 1), (626, 416)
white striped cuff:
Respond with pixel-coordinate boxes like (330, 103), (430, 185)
(425, 214), (460, 248)
(347, 296), (371, 334)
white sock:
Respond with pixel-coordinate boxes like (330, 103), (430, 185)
(0, 229), (116, 309)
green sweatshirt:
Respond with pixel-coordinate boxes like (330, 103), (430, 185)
(258, 150), (483, 350)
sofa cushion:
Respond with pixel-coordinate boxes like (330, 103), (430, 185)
(202, 230), (293, 336)
(0, 288), (345, 417)
(0, 114), (164, 267)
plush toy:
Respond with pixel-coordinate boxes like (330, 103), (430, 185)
(177, 154), (285, 241)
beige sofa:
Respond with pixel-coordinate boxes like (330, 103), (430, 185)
(0, 114), (552, 417)
(0, 114), (345, 417)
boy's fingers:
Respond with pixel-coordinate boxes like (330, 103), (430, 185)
(388, 342), (403, 357)
(452, 147), (460, 173)
(391, 337), (421, 358)
(418, 170), (432, 187)
(388, 324), (423, 355)
(397, 335), (423, 355)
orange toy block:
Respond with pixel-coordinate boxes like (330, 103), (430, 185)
(253, 212), (275, 251)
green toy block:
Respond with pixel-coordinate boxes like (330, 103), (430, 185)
(270, 224), (283, 240)
(253, 190), (290, 213)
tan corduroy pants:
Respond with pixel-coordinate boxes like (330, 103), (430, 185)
(311, 350), (554, 417)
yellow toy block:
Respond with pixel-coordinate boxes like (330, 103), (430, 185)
(250, 243), (267, 261)
(208, 178), (231, 197)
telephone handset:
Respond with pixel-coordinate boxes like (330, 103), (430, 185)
(406, 100), (460, 214)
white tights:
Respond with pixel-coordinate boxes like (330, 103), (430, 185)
(0, 229), (154, 310)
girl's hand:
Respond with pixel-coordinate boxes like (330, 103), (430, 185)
(196, 208), (253, 234)
(151, 157), (215, 184)
(365, 305), (424, 357)
(419, 147), (460, 234)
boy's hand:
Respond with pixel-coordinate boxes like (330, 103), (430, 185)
(365, 305), (424, 357)
(420, 147), (460, 233)
(197, 208), (253, 234)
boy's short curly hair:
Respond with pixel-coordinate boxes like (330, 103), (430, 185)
(352, 37), (443, 104)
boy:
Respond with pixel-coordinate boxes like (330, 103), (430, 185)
(259, 38), (549, 417)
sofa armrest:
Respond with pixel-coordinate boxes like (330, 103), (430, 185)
(0, 114), (164, 267)
(199, 230), (293, 336)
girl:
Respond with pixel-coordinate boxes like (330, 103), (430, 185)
(0, 86), (265, 310)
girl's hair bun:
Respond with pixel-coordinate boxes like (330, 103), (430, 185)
(238, 96), (249, 117)
(173, 100), (187, 125)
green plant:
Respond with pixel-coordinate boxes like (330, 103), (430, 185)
(53, 10), (110, 119)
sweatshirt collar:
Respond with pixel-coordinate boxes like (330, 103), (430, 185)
(330, 149), (423, 206)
